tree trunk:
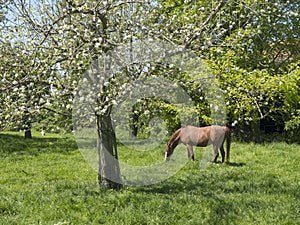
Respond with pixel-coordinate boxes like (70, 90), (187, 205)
(23, 110), (32, 139)
(131, 110), (139, 138)
(24, 121), (32, 139)
(24, 129), (32, 139)
(96, 114), (123, 190)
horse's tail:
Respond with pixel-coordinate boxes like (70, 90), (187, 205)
(225, 126), (231, 162)
(167, 128), (181, 150)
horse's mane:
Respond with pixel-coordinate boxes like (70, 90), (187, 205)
(167, 128), (182, 149)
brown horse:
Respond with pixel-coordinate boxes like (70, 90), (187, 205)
(165, 125), (231, 163)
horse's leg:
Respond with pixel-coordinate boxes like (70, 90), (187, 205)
(187, 145), (191, 158)
(220, 144), (225, 163)
(212, 144), (219, 163)
(186, 144), (195, 161)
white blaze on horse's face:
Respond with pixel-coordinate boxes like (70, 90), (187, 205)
(164, 152), (170, 162)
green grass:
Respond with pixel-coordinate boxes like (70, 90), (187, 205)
(0, 131), (299, 225)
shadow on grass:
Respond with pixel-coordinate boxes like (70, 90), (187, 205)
(135, 160), (299, 203)
(133, 162), (245, 194)
(225, 162), (246, 167)
(134, 161), (297, 197)
(0, 132), (78, 156)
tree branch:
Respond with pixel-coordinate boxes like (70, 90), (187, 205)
(185, 0), (226, 49)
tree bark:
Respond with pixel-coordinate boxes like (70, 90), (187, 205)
(24, 129), (32, 139)
(24, 120), (32, 139)
(96, 114), (123, 190)
(131, 109), (139, 137)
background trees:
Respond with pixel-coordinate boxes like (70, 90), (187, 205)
(153, 0), (300, 140)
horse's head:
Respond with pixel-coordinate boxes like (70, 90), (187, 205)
(164, 128), (181, 161)
(164, 143), (174, 162)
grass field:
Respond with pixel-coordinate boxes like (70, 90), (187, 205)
(0, 131), (299, 225)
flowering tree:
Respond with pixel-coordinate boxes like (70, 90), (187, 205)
(1, 0), (154, 189)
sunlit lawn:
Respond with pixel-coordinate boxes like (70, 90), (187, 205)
(0, 131), (299, 224)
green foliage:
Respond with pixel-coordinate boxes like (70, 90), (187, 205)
(0, 133), (299, 224)
(283, 62), (300, 134)
(32, 111), (73, 134)
(155, 0), (300, 132)
(129, 98), (182, 137)
(205, 45), (300, 133)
